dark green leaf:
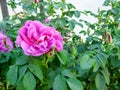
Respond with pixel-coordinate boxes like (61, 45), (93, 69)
(0, 53), (10, 63)
(53, 75), (67, 90)
(74, 10), (80, 18)
(96, 53), (107, 68)
(16, 80), (26, 90)
(67, 4), (76, 10)
(95, 73), (106, 90)
(16, 56), (29, 65)
(69, 20), (75, 30)
(103, 0), (110, 6)
(67, 11), (74, 17)
(76, 22), (83, 28)
(67, 77), (83, 90)
(6, 65), (18, 85)
(93, 55), (101, 72)
(89, 84), (97, 90)
(23, 71), (36, 90)
(79, 55), (95, 70)
(56, 50), (68, 65)
(29, 64), (43, 81)
(79, 30), (86, 35)
(17, 65), (28, 84)
(101, 69), (110, 85)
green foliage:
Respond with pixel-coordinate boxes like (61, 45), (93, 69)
(53, 75), (67, 90)
(6, 65), (18, 85)
(95, 73), (106, 90)
(28, 64), (43, 81)
(56, 50), (68, 65)
(67, 77), (83, 90)
(23, 71), (36, 90)
(0, 0), (120, 90)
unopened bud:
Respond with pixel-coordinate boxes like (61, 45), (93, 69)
(34, 0), (38, 3)
(107, 34), (112, 43)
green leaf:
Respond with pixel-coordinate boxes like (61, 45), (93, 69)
(79, 30), (86, 35)
(29, 64), (43, 81)
(79, 55), (95, 70)
(67, 11), (74, 17)
(56, 50), (68, 65)
(62, 69), (74, 78)
(53, 3), (61, 10)
(17, 65), (28, 84)
(6, 20), (16, 25)
(23, 71), (36, 90)
(58, 18), (67, 28)
(111, 8), (119, 15)
(53, 75), (67, 90)
(74, 10), (80, 18)
(67, 77), (83, 90)
(101, 69), (110, 85)
(0, 52), (10, 63)
(6, 65), (18, 85)
(86, 36), (93, 42)
(89, 84), (97, 90)
(96, 53), (107, 68)
(0, 21), (7, 30)
(76, 22), (83, 28)
(16, 56), (29, 65)
(16, 80), (26, 90)
(103, 0), (110, 6)
(111, 58), (120, 67)
(30, 59), (43, 69)
(93, 56), (100, 72)
(47, 69), (56, 88)
(69, 20), (75, 30)
(95, 73), (106, 90)
(67, 3), (76, 10)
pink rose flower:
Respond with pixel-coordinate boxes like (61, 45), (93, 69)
(45, 18), (50, 23)
(0, 33), (13, 52)
(16, 20), (63, 56)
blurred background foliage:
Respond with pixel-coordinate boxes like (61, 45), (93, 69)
(0, 0), (120, 90)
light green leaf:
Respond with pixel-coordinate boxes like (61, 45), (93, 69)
(53, 3), (61, 9)
(95, 73), (106, 90)
(6, 65), (18, 85)
(23, 71), (36, 90)
(56, 50), (68, 65)
(67, 77), (83, 90)
(93, 56), (100, 72)
(74, 10), (80, 18)
(62, 69), (74, 78)
(53, 75), (67, 90)
(79, 55), (95, 70)
(96, 53), (107, 68)
(29, 64), (43, 81)
(17, 65), (28, 84)
(16, 56), (28, 65)
(69, 20), (75, 30)
(101, 69), (110, 85)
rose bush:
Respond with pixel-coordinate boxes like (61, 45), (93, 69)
(0, 0), (120, 90)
